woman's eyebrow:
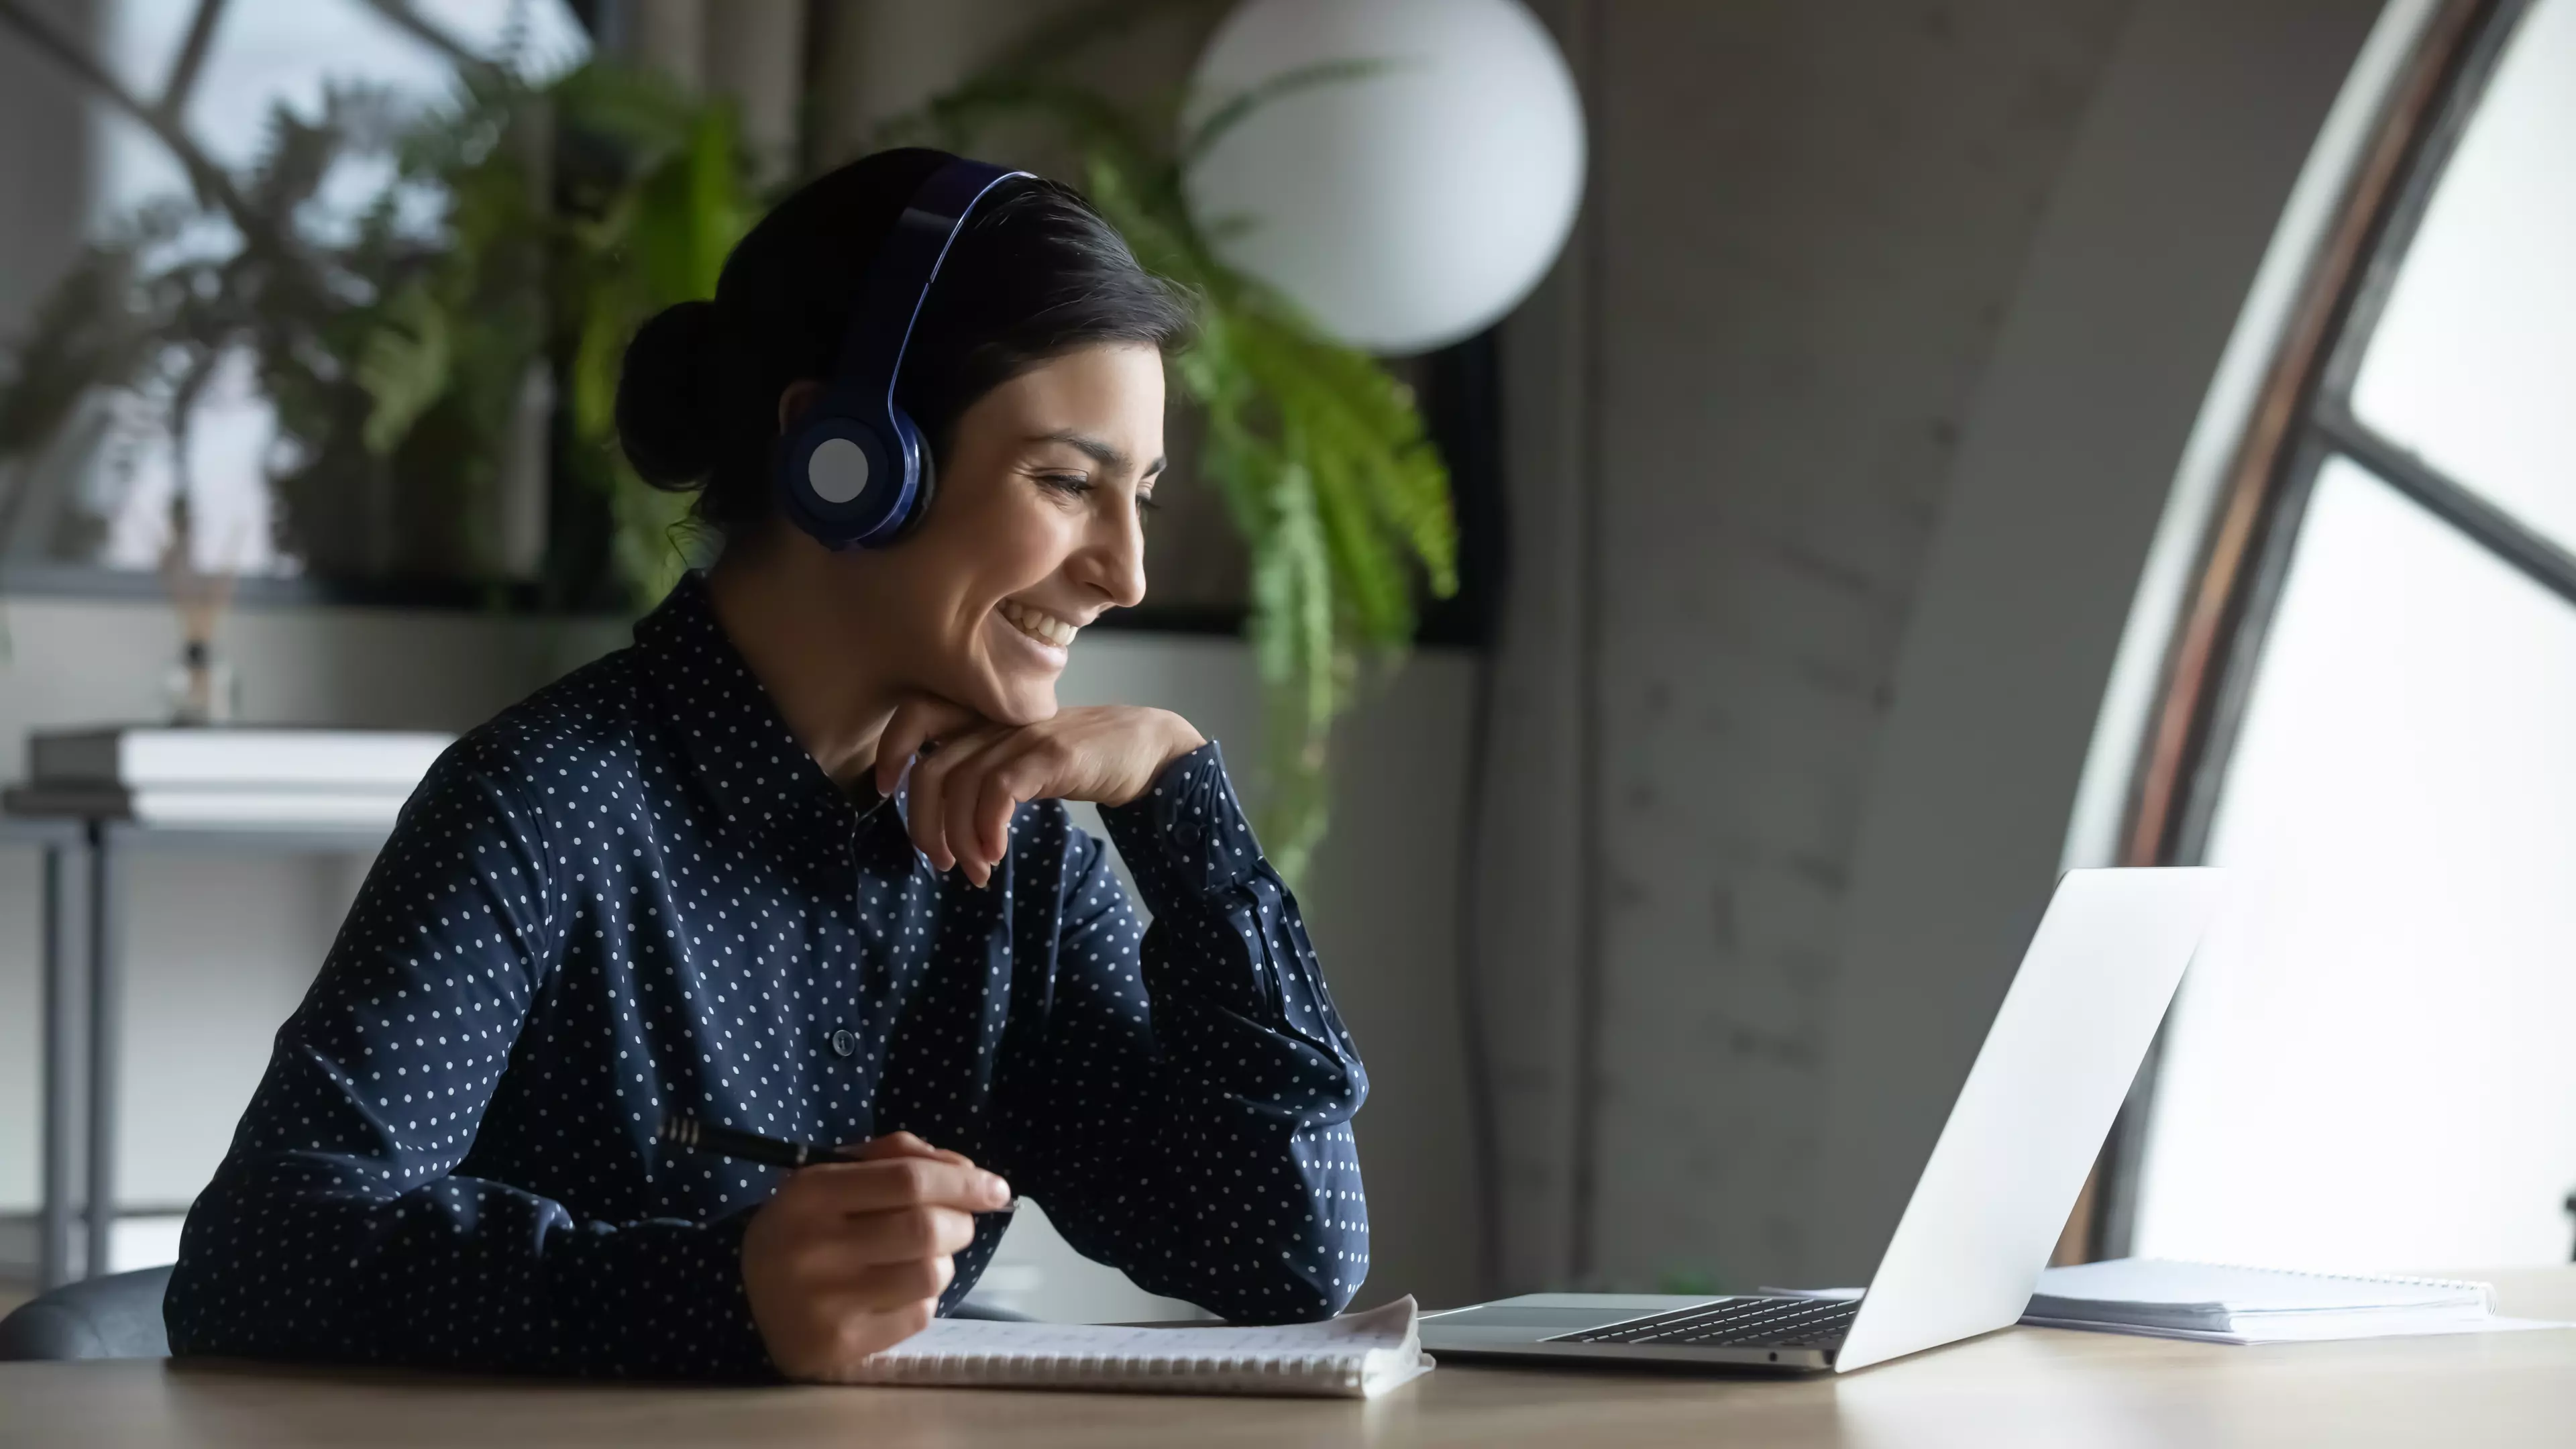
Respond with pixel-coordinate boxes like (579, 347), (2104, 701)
(1031, 429), (1165, 478)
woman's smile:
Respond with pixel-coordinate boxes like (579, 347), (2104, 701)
(997, 596), (1083, 651)
(988, 600), (1072, 670)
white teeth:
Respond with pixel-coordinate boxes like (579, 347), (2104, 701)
(1002, 601), (1079, 649)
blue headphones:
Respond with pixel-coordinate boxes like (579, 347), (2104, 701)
(775, 158), (1030, 549)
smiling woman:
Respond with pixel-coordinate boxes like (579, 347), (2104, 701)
(162, 148), (1373, 1381)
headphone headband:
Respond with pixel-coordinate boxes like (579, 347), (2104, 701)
(776, 157), (1032, 550)
(835, 160), (1026, 413)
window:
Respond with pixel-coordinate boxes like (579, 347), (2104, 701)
(2117, 0), (2576, 1269)
(0, 0), (586, 596)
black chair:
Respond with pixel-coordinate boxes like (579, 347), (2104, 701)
(0, 1264), (1028, 1361)
(0, 1265), (172, 1360)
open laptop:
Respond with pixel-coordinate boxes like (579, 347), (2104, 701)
(1421, 867), (2223, 1374)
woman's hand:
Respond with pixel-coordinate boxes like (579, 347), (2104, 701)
(874, 702), (1207, 886)
(740, 1132), (1011, 1380)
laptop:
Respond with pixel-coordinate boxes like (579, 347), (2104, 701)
(1420, 867), (2223, 1374)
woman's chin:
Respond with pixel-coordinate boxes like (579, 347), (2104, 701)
(957, 674), (1059, 727)
(1004, 698), (1060, 727)
(963, 615), (1071, 724)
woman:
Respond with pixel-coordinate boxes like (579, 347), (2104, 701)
(164, 149), (1371, 1381)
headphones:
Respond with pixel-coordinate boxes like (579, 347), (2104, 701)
(775, 158), (1030, 549)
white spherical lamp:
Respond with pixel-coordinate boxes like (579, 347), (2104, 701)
(1182, 0), (1586, 355)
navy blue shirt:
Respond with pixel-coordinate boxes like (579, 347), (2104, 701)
(165, 574), (1370, 1377)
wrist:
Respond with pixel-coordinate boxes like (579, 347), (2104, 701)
(1102, 712), (1205, 808)
(1158, 712), (1209, 772)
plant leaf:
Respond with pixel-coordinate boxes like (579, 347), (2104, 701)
(355, 280), (452, 456)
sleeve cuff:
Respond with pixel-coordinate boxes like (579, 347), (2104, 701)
(672, 1207), (778, 1380)
(1099, 740), (1267, 904)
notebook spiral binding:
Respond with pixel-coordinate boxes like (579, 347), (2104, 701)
(859, 1346), (1360, 1393)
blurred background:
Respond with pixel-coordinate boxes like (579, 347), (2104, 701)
(1, 0), (2570, 1323)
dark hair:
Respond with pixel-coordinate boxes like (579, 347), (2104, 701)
(614, 148), (1193, 535)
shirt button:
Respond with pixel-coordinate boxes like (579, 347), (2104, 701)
(830, 1029), (857, 1058)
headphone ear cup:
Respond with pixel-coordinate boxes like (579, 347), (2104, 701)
(906, 444), (937, 537)
(888, 410), (936, 542)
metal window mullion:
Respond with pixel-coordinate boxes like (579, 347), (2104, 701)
(2314, 405), (2576, 611)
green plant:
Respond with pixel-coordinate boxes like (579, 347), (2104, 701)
(883, 15), (1459, 880)
(360, 61), (762, 606)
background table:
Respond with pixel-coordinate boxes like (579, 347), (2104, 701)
(2, 810), (393, 1288)
(5, 1269), (2572, 1448)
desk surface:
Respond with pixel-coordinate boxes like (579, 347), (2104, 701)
(7, 1269), (2573, 1449)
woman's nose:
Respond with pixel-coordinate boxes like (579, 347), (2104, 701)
(1078, 508), (1148, 609)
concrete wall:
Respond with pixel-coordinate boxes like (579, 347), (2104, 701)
(1580, 0), (2149, 1295)
(1814, 0), (2396, 1283)
(1483, 0), (2135, 1293)
(1480, 0), (2397, 1293)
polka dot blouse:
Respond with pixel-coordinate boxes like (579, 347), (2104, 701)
(163, 572), (1371, 1378)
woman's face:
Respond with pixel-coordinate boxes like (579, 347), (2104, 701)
(859, 343), (1164, 724)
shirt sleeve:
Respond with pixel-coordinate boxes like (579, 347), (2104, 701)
(162, 745), (773, 1379)
(995, 741), (1371, 1323)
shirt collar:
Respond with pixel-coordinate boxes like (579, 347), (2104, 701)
(634, 571), (875, 845)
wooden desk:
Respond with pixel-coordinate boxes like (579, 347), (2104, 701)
(7, 1269), (2573, 1448)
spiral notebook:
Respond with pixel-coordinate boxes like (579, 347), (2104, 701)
(846, 1295), (1434, 1397)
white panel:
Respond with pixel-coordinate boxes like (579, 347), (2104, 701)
(2135, 460), (2576, 1269)
(2352, 0), (2576, 551)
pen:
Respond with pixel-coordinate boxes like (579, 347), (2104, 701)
(657, 1113), (855, 1169)
(659, 1113), (1020, 1212)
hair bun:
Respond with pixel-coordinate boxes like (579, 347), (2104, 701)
(615, 300), (720, 488)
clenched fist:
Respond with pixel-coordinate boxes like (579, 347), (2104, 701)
(740, 1132), (1010, 1379)
(873, 699), (1206, 888)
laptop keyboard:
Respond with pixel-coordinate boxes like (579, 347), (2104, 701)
(1544, 1297), (1860, 1349)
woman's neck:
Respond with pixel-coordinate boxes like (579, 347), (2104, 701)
(704, 536), (898, 791)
